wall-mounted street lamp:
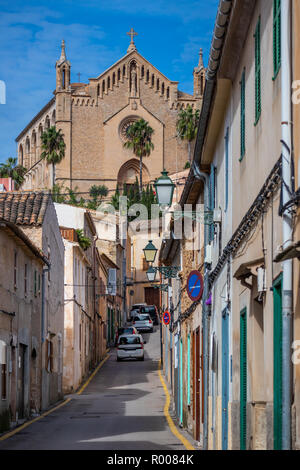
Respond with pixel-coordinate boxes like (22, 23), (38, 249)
(146, 266), (157, 283)
(146, 264), (180, 281)
(154, 169), (215, 224)
(143, 240), (158, 264)
(154, 170), (175, 208)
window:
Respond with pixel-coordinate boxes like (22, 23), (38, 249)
(14, 251), (17, 289)
(209, 164), (216, 242)
(254, 17), (261, 125)
(273, 0), (281, 79)
(240, 69), (246, 161)
(34, 270), (37, 297)
(225, 127), (229, 212)
(45, 339), (53, 372)
(141, 66), (144, 78)
(24, 264), (28, 296)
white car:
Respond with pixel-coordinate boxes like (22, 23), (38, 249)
(132, 313), (153, 332)
(117, 334), (145, 361)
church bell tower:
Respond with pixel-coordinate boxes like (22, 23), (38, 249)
(193, 48), (205, 98)
(54, 40), (72, 188)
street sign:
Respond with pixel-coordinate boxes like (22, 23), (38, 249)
(162, 310), (171, 326)
(186, 270), (204, 302)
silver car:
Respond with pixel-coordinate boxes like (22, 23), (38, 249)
(117, 334), (145, 361)
(130, 303), (147, 319)
(132, 313), (153, 332)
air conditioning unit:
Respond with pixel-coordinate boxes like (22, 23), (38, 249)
(213, 209), (222, 224)
(205, 244), (213, 264)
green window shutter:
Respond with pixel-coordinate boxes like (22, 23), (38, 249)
(240, 69), (246, 161)
(240, 308), (247, 450)
(254, 17), (261, 125)
(273, 0), (281, 79)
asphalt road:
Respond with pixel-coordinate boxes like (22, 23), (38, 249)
(0, 328), (188, 450)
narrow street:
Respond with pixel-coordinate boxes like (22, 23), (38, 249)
(0, 329), (189, 450)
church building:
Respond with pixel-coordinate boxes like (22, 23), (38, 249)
(16, 30), (205, 195)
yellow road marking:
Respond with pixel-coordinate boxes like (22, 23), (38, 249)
(0, 353), (110, 442)
(0, 397), (72, 442)
(77, 353), (110, 395)
(158, 359), (194, 450)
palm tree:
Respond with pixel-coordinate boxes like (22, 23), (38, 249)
(40, 126), (66, 188)
(176, 105), (200, 163)
(0, 157), (26, 187)
(123, 119), (154, 196)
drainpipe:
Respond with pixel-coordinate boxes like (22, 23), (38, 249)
(193, 163), (210, 449)
(281, 0), (293, 450)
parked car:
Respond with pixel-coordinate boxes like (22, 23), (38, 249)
(130, 303), (147, 319)
(139, 305), (159, 325)
(115, 326), (138, 345)
(117, 334), (145, 361)
(132, 313), (153, 332)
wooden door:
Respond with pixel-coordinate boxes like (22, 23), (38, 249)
(144, 287), (160, 308)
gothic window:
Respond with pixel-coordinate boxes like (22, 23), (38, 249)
(167, 87), (170, 99)
(51, 110), (56, 125)
(97, 84), (100, 96)
(151, 74), (154, 87)
(146, 70), (149, 82)
(102, 81), (105, 93)
(31, 131), (37, 165)
(123, 65), (126, 77)
(157, 78), (160, 91)
(129, 61), (137, 97)
(118, 68), (121, 81)
(141, 66), (144, 78)
(45, 116), (50, 129)
(162, 83), (165, 95)
(19, 144), (23, 166)
(113, 72), (116, 85)
(107, 76), (110, 89)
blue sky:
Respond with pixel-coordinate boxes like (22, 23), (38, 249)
(0, 0), (218, 163)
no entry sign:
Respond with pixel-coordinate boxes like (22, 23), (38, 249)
(186, 270), (204, 302)
(163, 310), (171, 326)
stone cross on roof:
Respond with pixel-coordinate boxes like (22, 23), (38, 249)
(127, 28), (138, 53)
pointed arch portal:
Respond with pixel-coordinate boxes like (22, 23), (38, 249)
(117, 158), (150, 187)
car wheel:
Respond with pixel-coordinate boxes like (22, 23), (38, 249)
(140, 356), (144, 361)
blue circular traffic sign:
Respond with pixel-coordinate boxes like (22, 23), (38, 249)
(186, 270), (204, 302)
(163, 310), (171, 326)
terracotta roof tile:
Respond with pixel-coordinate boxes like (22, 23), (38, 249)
(0, 191), (52, 226)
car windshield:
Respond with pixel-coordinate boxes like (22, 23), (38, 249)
(136, 314), (150, 321)
(141, 307), (156, 314)
(123, 328), (134, 334)
(119, 336), (141, 345)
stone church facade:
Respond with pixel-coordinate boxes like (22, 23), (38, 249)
(17, 33), (205, 195)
